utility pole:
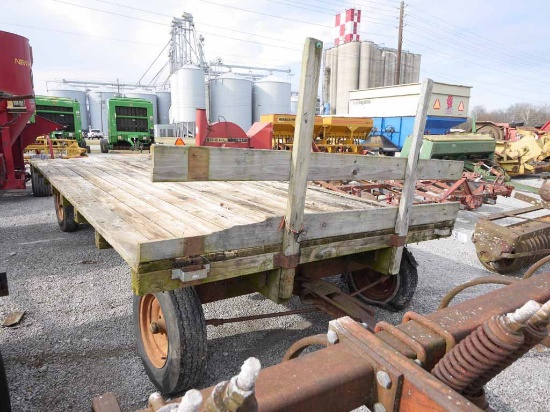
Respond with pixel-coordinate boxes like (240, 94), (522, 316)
(395, 1), (405, 85)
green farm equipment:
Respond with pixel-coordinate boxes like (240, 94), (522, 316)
(34, 95), (85, 148)
(100, 97), (154, 153)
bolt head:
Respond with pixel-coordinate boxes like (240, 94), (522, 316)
(373, 402), (387, 412)
(327, 330), (339, 345)
(376, 371), (392, 389)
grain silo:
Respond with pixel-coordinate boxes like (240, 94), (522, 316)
(155, 90), (171, 125)
(88, 89), (119, 135)
(252, 76), (291, 122)
(370, 46), (384, 88)
(210, 72), (252, 131)
(125, 89), (158, 124)
(335, 41), (360, 115)
(359, 41), (373, 89)
(329, 47), (338, 114)
(169, 73), (179, 123)
(172, 64), (205, 123)
(383, 51), (397, 86)
(47, 84), (88, 131)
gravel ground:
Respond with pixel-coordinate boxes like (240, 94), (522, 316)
(1, 156), (549, 411)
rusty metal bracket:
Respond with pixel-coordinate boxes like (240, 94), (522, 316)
(374, 321), (428, 365)
(389, 234), (407, 247)
(402, 311), (456, 354)
(171, 264), (210, 282)
(329, 318), (404, 412)
(273, 253), (300, 269)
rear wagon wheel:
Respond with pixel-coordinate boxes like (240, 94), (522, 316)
(346, 248), (418, 312)
(133, 288), (207, 394)
(54, 192), (78, 232)
(30, 167), (52, 197)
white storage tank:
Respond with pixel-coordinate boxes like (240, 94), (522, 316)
(336, 41), (360, 115)
(155, 90), (171, 125)
(173, 64), (205, 123)
(210, 73), (252, 131)
(169, 73), (179, 123)
(47, 84), (89, 132)
(88, 88), (119, 134)
(125, 89), (158, 124)
(290, 92), (299, 115)
(252, 75), (291, 122)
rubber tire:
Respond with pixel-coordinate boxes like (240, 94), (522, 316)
(346, 248), (419, 312)
(54, 193), (78, 233)
(133, 288), (207, 395)
(78, 138), (87, 149)
(0, 349), (12, 412)
(30, 167), (52, 197)
(100, 138), (109, 153)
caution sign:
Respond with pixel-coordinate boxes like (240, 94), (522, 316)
(458, 101), (465, 112)
(175, 137), (185, 146)
(433, 99), (441, 110)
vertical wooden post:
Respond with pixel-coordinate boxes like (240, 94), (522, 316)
(278, 38), (323, 299)
(388, 78), (434, 274)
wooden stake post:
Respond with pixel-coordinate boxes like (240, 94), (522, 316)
(388, 78), (434, 274)
(278, 38), (323, 299)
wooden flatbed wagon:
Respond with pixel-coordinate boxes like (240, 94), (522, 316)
(30, 146), (461, 393)
(30, 43), (462, 395)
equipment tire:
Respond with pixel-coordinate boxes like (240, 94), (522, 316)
(0, 349), (11, 412)
(54, 192), (78, 232)
(346, 248), (418, 312)
(30, 167), (52, 197)
(100, 138), (109, 153)
(133, 288), (206, 395)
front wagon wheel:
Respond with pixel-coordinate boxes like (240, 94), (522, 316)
(133, 288), (207, 395)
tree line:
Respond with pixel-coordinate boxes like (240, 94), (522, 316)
(460, 103), (550, 130)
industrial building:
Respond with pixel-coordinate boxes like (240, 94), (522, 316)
(349, 81), (471, 149)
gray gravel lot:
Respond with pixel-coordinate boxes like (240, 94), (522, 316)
(1, 163), (549, 411)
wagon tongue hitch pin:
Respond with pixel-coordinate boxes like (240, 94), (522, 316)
(203, 357), (261, 412)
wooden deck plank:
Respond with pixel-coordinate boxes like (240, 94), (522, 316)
(53, 164), (177, 242)
(85, 162), (243, 233)
(96, 154), (294, 220)
(138, 202), (459, 262)
(151, 145), (464, 182)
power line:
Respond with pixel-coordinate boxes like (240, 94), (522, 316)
(0, 21), (163, 47)
(407, 4), (550, 67)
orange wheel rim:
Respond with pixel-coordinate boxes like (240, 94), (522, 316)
(139, 294), (168, 368)
(55, 193), (64, 220)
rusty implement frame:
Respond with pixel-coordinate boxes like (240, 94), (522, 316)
(315, 171), (513, 211)
(473, 202), (550, 274)
(113, 272), (550, 412)
(24, 136), (86, 160)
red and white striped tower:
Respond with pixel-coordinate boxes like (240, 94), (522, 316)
(334, 9), (361, 46)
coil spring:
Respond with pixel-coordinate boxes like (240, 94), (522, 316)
(431, 316), (524, 394)
(463, 322), (548, 397)
(495, 232), (550, 273)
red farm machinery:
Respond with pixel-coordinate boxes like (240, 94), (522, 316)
(0, 30), (60, 194)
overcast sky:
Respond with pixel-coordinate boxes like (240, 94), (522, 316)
(2, 0), (549, 111)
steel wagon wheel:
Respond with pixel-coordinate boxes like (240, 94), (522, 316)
(133, 287), (207, 395)
(345, 248), (418, 312)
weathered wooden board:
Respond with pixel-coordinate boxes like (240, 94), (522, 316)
(137, 202), (459, 262)
(151, 145), (464, 183)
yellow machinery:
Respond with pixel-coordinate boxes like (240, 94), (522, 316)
(494, 130), (550, 176)
(24, 136), (87, 161)
(254, 114), (374, 153)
